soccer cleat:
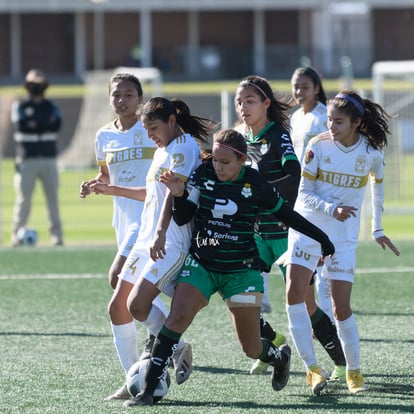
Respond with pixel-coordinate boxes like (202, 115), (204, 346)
(172, 342), (193, 385)
(329, 365), (346, 382)
(306, 365), (329, 395)
(271, 344), (291, 391)
(104, 383), (130, 401)
(139, 334), (155, 361)
(123, 392), (154, 407)
(346, 369), (368, 394)
(250, 332), (287, 375)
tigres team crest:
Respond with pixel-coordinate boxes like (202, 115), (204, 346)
(355, 155), (366, 173)
(172, 153), (185, 167)
(134, 131), (144, 145)
(241, 183), (252, 198)
(304, 149), (314, 164)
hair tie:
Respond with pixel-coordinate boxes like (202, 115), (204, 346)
(240, 81), (268, 99)
(335, 93), (365, 116)
(215, 142), (246, 156)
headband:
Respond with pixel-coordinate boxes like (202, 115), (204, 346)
(214, 142), (246, 156)
(240, 81), (268, 99)
(335, 93), (365, 116)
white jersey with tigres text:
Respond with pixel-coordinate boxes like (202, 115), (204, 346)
(95, 119), (156, 234)
(290, 132), (384, 252)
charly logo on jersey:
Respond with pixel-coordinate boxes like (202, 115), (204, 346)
(355, 155), (367, 173)
(203, 179), (216, 191)
(260, 139), (268, 154)
(172, 153), (185, 167)
(134, 130), (144, 145)
(241, 183), (252, 198)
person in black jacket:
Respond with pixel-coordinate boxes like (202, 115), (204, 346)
(11, 69), (63, 246)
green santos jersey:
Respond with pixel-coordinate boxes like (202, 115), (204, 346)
(245, 121), (301, 240)
(187, 161), (284, 273)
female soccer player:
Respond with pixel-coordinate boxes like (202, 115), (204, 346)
(235, 74), (345, 379)
(91, 96), (215, 394)
(290, 67), (347, 380)
(79, 74), (169, 400)
(285, 90), (400, 395)
(124, 128), (335, 407)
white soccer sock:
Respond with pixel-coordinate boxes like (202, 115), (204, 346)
(314, 267), (334, 321)
(286, 302), (317, 368)
(336, 314), (360, 370)
(261, 272), (271, 307)
(111, 321), (139, 374)
(141, 300), (168, 337)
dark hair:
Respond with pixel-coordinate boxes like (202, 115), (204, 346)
(291, 66), (327, 105)
(109, 73), (143, 97)
(213, 129), (247, 159)
(142, 97), (216, 144)
(329, 90), (391, 150)
(237, 75), (291, 131)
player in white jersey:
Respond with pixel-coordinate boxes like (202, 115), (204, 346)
(79, 74), (169, 401)
(290, 67), (328, 164)
(92, 97), (215, 397)
(285, 90), (400, 395)
(290, 67), (347, 380)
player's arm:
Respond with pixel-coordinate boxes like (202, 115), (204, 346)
(150, 192), (173, 261)
(273, 203), (335, 258)
(160, 170), (198, 226)
(91, 182), (146, 201)
(273, 158), (301, 207)
(80, 164), (110, 198)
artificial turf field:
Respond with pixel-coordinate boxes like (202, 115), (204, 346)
(0, 241), (413, 413)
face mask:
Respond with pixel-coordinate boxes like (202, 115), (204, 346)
(26, 83), (47, 96)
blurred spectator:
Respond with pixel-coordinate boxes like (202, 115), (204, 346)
(11, 69), (63, 246)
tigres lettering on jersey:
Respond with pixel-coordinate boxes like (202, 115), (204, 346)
(95, 119), (156, 231)
(188, 162), (284, 273)
(294, 131), (384, 245)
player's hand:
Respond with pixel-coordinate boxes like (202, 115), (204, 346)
(333, 205), (358, 222)
(90, 182), (112, 195)
(150, 233), (167, 261)
(321, 239), (335, 259)
(79, 180), (93, 198)
(160, 170), (185, 197)
(375, 235), (400, 256)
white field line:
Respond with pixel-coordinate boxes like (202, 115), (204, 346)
(0, 273), (104, 280)
(0, 267), (413, 280)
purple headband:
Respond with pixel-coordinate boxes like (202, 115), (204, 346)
(335, 93), (365, 116)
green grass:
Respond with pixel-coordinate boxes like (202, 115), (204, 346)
(1, 155), (413, 247)
(0, 241), (413, 413)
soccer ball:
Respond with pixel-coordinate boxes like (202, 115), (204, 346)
(16, 227), (38, 246)
(126, 359), (170, 402)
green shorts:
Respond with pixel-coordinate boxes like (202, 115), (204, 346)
(255, 234), (287, 278)
(178, 254), (264, 301)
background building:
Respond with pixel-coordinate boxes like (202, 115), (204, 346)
(0, 0), (413, 82)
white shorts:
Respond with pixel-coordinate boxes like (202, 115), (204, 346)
(119, 244), (187, 297)
(286, 239), (357, 283)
